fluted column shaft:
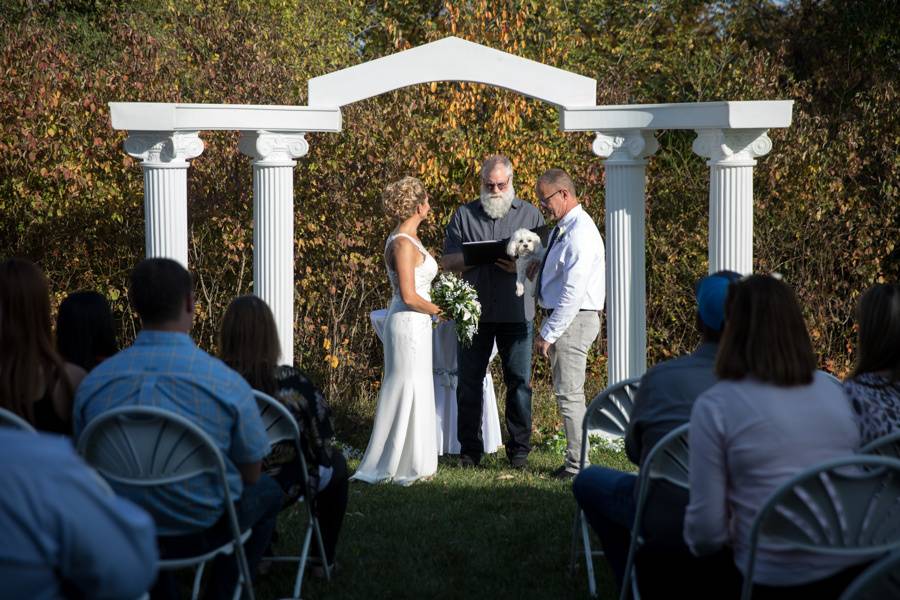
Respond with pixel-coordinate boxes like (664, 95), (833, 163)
(124, 131), (204, 267)
(239, 131), (308, 365)
(593, 130), (658, 385)
(693, 129), (772, 275)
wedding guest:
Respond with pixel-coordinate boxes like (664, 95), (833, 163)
(219, 294), (348, 575)
(533, 168), (604, 479)
(844, 283), (900, 446)
(74, 258), (278, 599)
(685, 274), (870, 598)
(56, 290), (119, 372)
(442, 155), (544, 468)
(0, 428), (158, 599)
(0, 258), (85, 434)
(572, 270), (741, 596)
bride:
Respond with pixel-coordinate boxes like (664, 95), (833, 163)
(351, 176), (441, 485)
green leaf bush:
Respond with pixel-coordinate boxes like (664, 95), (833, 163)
(2, 0), (896, 447)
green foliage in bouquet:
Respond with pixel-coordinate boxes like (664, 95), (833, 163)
(431, 273), (481, 347)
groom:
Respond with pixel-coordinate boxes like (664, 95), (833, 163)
(442, 155), (544, 468)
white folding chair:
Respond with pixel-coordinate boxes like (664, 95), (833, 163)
(569, 377), (641, 598)
(838, 549), (900, 600)
(253, 390), (330, 600)
(741, 455), (900, 600)
(0, 406), (37, 432)
(77, 406), (254, 600)
(859, 431), (900, 459)
(619, 423), (690, 600)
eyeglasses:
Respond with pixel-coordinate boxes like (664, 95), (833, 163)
(483, 177), (511, 192)
(539, 189), (564, 206)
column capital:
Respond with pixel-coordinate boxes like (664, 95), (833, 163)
(239, 131), (308, 166)
(692, 128), (772, 165)
(592, 130), (658, 163)
(123, 131), (204, 166)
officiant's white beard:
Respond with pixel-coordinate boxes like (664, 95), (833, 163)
(480, 184), (515, 219)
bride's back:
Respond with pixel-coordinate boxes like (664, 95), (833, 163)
(384, 233), (437, 300)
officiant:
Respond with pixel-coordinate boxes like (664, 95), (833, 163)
(441, 155), (544, 469)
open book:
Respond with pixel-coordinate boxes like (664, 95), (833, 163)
(461, 225), (550, 266)
(461, 239), (508, 265)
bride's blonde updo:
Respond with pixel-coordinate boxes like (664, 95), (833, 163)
(382, 176), (427, 221)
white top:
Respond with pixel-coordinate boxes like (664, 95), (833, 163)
(538, 204), (605, 343)
(684, 371), (864, 586)
(384, 233), (438, 308)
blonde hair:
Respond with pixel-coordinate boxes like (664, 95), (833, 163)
(382, 176), (427, 221)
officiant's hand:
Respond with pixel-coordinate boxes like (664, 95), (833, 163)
(525, 260), (541, 280)
(494, 258), (517, 273)
(534, 333), (552, 358)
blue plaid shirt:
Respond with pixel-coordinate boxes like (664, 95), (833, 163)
(73, 330), (270, 535)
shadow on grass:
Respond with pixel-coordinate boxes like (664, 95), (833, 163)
(256, 449), (621, 600)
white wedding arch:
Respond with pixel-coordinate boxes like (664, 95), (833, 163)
(109, 36), (792, 382)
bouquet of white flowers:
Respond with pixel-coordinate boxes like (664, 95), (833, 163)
(431, 273), (482, 347)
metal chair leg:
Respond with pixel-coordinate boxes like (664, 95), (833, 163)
(312, 518), (330, 581)
(582, 517), (598, 598)
(291, 524), (314, 600)
(569, 509), (582, 575)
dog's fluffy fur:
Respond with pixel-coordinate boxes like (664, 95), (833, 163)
(505, 228), (545, 297)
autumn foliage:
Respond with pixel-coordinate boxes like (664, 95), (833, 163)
(1, 0), (897, 445)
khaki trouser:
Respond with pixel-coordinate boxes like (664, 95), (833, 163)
(549, 310), (601, 473)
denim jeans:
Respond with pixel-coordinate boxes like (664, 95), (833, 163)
(151, 473), (283, 600)
(572, 466), (637, 586)
(457, 320), (533, 461)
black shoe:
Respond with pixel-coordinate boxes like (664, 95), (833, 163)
(459, 454), (480, 468)
(509, 454), (529, 470)
(550, 465), (577, 480)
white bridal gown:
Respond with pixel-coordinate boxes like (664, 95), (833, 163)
(352, 233), (438, 485)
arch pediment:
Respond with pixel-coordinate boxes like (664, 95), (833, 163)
(307, 36), (596, 109)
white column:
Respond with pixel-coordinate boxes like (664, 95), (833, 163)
(239, 131), (308, 365)
(692, 128), (772, 275)
(593, 130), (658, 385)
(123, 131), (204, 268)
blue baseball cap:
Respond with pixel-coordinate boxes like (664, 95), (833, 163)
(696, 272), (741, 331)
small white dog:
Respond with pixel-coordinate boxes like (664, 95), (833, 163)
(506, 228), (545, 297)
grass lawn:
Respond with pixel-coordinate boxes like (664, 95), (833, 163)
(255, 445), (634, 600)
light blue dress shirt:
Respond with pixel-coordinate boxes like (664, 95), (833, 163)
(73, 330), (270, 535)
(0, 429), (158, 599)
(538, 204), (605, 343)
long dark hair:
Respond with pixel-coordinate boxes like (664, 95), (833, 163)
(716, 274), (817, 386)
(219, 295), (280, 395)
(0, 258), (73, 422)
(852, 283), (900, 381)
(56, 291), (118, 371)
